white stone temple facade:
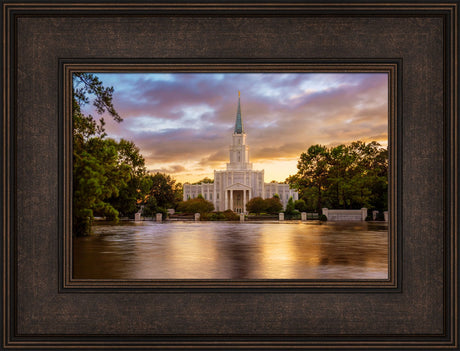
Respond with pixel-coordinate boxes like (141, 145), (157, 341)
(183, 93), (298, 213)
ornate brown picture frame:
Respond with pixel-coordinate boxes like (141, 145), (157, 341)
(2, 1), (458, 349)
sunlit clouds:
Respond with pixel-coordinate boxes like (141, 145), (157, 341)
(81, 73), (388, 184)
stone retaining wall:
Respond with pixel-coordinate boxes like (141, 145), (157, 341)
(322, 208), (367, 221)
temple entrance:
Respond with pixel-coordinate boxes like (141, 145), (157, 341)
(232, 190), (244, 213)
(225, 185), (251, 213)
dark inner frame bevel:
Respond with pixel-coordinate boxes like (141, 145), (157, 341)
(60, 60), (400, 293)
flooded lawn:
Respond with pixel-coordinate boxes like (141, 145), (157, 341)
(73, 221), (388, 280)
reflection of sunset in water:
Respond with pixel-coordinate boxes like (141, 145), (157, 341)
(256, 225), (319, 279)
(73, 221), (388, 280)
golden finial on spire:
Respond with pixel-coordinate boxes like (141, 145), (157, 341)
(238, 90), (240, 98)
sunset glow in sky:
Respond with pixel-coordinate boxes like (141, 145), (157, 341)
(80, 73), (388, 184)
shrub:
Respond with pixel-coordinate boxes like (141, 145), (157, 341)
(294, 199), (307, 212)
(246, 197), (267, 215)
(265, 197), (283, 214)
(285, 196), (295, 213)
(200, 211), (239, 221)
(223, 209), (240, 221)
(142, 195), (158, 217)
(177, 197), (214, 214)
(201, 212), (224, 221)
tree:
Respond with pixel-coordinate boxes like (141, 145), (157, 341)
(72, 73), (126, 236)
(106, 140), (148, 218)
(144, 173), (181, 211)
(288, 145), (329, 212)
(294, 199), (307, 212)
(265, 196), (283, 214)
(349, 141), (388, 210)
(284, 196), (296, 218)
(73, 73), (122, 143)
(288, 141), (388, 213)
(73, 138), (129, 234)
(173, 182), (184, 205)
(246, 197), (267, 215)
(142, 195), (160, 217)
(177, 197), (214, 214)
(326, 144), (355, 208)
(192, 177), (214, 184)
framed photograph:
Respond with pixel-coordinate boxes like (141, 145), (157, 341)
(2, 1), (457, 349)
(66, 65), (396, 288)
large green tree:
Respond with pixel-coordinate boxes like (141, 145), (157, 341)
(106, 140), (149, 218)
(73, 137), (131, 235)
(73, 73), (150, 235)
(288, 141), (388, 213)
(73, 73), (125, 236)
(349, 141), (388, 210)
(144, 173), (182, 211)
(287, 145), (329, 212)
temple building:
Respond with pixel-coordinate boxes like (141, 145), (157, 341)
(183, 93), (299, 213)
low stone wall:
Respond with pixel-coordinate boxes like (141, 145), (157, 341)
(322, 208), (367, 221)
(168, 214), (194, 221)
(246, 215), (278, 221)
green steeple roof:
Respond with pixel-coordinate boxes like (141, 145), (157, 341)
(234, 91), (243, 134)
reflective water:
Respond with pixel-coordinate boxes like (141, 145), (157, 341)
(73, 221), (388, 279)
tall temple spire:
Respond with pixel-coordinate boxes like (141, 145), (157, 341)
(234, 91), (243, 134)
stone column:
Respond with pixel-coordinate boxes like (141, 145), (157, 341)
(213, 172), (217, 209)
(240, 213), (244, 222)
(194, 213), (200, 221)
(243, 189), (246, 213)
(225, 190), (228, 210)
(261, 171), (265, 198)
(279, 213), (284, 221)
(230, 190), (233, 211)
(372, 210), (378, 220)
(156, 213), (162, 222)
(301, 212), (307, 221)
(361, 208), (368, 221)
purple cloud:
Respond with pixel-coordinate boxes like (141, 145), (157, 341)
(78, 72), (388, 182)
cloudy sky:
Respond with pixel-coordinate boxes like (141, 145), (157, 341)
(80, 73), (388, 184)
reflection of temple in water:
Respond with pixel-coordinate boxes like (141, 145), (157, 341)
(183, 92), (298, 213)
